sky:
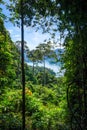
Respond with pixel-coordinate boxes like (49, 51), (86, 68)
(1, 1), (63, 50)
(4, 20), (62, 51)
(4, 21), (62, 74)
(0, 1), (63, 74)
(5, 23), (51, 50)
(0, 1), (51, 50)
(1, 1), (62, 51)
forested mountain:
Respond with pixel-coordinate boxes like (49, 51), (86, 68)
(0, 17), (67, 130)
(0, 0), (87, 130)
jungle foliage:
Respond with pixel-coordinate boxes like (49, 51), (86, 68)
(0, 17), (67, 130)
(0, 0), (87, 130)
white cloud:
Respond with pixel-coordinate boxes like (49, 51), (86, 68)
(24, 29), (50, 50)
(11, 35), (21, 42)
(6, 23), (50, 50)
(27, 60), (61, 74)
(8, 29), (13, 34)
(5, 20), (63, 51)
(14, 35), (20, 38)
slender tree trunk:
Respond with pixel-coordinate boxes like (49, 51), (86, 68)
(21, 0), (25, 129)
(33, 61), (35, 75)
(43, 56), (46, 86)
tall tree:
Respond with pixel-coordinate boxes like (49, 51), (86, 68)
(36, 42), (56, 86)
(27, 49), (42, 75)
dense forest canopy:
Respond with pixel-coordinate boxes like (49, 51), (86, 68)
(0, 0), (87, 130)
